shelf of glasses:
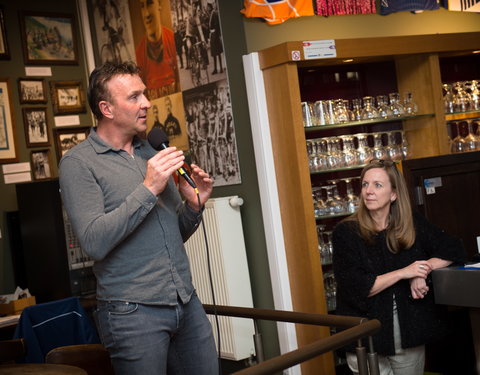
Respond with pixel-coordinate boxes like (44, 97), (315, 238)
(304, 113), (434, 132)
(315, 212), (353, 220)
(445, 110), (480, 121)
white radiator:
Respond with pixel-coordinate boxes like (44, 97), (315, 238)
(185, 196), (256, 361)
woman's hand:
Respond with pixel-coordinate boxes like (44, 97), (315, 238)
(401, 260), (432, 280)
(410, 277), (429, 299)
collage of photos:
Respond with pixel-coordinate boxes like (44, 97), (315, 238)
(89, 0), (240, 186)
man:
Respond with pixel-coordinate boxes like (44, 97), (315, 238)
(163, 96), (181, 137)
(136, 0), (180, 99)
(151, 104), (165, 132)
(59, 61), (218, 375)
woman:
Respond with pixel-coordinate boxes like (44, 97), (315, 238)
(332, 159), (465, 375)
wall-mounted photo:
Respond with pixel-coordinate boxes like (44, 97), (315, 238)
(87, 0), (136, 65)
(22, 107), (49, 147)
(54, 126), (90, 161)
(19, 11), (78, 65)
(0, 79), (18, 163)
(50, 80), (86, 115)
(18, 78), (47, 104)
(0, 5), (10, 60)
(30, 149), (52, 180)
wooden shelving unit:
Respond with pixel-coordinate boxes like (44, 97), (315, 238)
(256, 32), (480, 375)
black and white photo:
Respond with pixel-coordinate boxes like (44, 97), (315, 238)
(22, 107), (49, 147)
(30, 149), (52, 180)
(18, 78), (47, 104)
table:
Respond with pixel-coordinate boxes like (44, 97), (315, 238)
(0, 364), (87, 374)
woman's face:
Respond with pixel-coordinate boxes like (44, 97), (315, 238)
(361, 167), (397, 215)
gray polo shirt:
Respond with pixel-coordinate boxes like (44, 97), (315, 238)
(59, 128), (202, 305)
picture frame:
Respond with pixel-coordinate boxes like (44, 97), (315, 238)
(53, 126), (90, 161)
(0, 78), (19, 163)
(50, 80), (86, 115)
(22, 107), (50, 147)
(0, 6), (10, 60)
(19, 11), (78, 65)
(30, 148), (52, 180)
(18, 78), (47, 104)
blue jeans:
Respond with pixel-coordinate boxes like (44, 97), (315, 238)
(94, 294), (219, 375)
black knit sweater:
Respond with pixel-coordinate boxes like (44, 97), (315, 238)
(332, 211), (465, 355)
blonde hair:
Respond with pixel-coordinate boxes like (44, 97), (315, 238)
(345, 160), (415, 253)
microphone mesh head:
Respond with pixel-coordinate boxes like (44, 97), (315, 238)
(147, 128), (169, 150)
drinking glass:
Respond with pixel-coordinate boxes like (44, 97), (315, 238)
(323, 185), (344, 215)
(334, 99), (349, 123)
(313, 100), (328, 126)
(469, 80), (480, 111)
(450, 122), (466, 153)
(328, 179), (346, 214)
(339, 135), (359, 167)
(312, 187), (328, 217)
(464, 120), (480, 151)
(351, 98), (363, 121)
(398, 131), (411, 159)
(389, 92), (405, 117)
(403, 92), (418, 115)
(376, 95), (393, 118)
(361, 96), (379, 120)
(343, 178), (359, 213)
(443, 83), (455, 114)
(301, 101), (314, 127)
(385, 131), (403, 161)
(317, 224), (330, 265)
(372, 132), (387, 160)
(355, 133), (373, 164)
(453, 81), (472, 113)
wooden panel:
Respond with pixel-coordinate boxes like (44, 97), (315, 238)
(259, 33), (480, 70)
(395, 54), (449, 158)
(262, 62), (335, 375)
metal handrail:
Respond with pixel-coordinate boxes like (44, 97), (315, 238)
(203, 304), (381, 375)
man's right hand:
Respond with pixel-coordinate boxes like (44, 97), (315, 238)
(143, 147), (185, 196)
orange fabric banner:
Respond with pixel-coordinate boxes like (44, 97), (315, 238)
(241, 0), (315, 25)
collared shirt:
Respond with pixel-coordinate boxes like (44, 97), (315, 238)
(59, 128), (202, 305)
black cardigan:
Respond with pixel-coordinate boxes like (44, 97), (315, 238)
(332, 212), (465, 355)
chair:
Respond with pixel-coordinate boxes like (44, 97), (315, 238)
(46, 344), (115, 375)
(0, 338), (27, 363)
(13, 297), (100, 363)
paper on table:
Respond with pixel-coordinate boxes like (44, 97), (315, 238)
(463, 262), (480, 269)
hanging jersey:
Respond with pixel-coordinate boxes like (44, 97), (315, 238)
(241, 0), (315, 25)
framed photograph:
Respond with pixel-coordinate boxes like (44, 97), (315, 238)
(54, 126), (90, 161)
(19, 11), (78, 65)
(50, 80), (86, 114)
(0, 78), (19, 163)
(18, 78), (47, 104)
(0, 6), (10, 60)
(22, 107), (50, 147)
(30, 149), (52, 180)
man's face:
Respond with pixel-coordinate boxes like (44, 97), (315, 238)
(139, 0), (162, 43)
(105, 74), (151, 136)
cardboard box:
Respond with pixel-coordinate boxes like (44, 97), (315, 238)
(0, 296), (36, 315)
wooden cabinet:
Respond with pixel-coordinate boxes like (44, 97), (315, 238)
(256, 32), (480, 375)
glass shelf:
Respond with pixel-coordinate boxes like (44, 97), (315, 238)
(445, 110), (480, 121)
(310, 164), (367, 175)
(304, 113), (434, 132)
(315, 212), (353, 220)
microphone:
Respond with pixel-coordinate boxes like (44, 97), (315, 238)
(147, 128), (197, 189)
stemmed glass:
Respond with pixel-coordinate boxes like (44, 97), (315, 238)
(342, 178), (359, 213)
(376, 95), (393, 118)
(323, 185), (343, 215)
(372, 132), (387, 160)
(450, 122), (466, 153)
(398, 131), (411, 160)
(443, 83), (455, 113)
(463, 121), (480, 152)
(317, 224), (330, 265)
(361, 96), (379, 120)
(403, 92), (418, 115)
(328, 179), (346, 214)
(334, 99), (349, 123)
(355, 133), (373, 164)
(452, 81), (472, 113)
(339, 135), (359, 167)
(385, 131), (403, 161)
(351, 98), (363, 121)
(312, 187), (328, 217)
(389, 92), (405, 117)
